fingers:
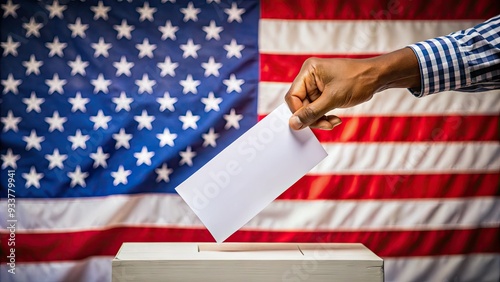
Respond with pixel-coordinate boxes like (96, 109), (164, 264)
(289, 89), (334, 130)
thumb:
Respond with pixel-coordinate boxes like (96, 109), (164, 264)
(289, 93), (334, 130)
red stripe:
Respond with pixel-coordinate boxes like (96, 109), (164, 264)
(2, 227), (498, 262)
(257, 115), (499, 142)
(280, 173), (500, 200)
(261, 0), (499, 20)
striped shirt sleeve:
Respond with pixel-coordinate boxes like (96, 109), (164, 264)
(408, 15), (500, 97)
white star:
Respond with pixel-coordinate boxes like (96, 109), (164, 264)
(46, 0), (67, 19)
(2, 0), (19, 18)
(137, 2), (156, 22)
(134, 146), (155, 166)
(162, 0), (176, 3)
(45, 149), (67, 169)
(136, 38), (156, 58)
(135, 74), (156, 94)
(90, 110), (111, 130)
(1, 110), (21, 132)
(90, 146), (109, 168)
(1, 74), (21, 94)
(158, 20), (178, 40)
(203, 20), (223, 40)
(68, 17), (88, 38)
(23, 130), (44, 151)
(45, 73), (67, 94)
(22, 55), (43, 75)
(68, 166), (88, 188)
(134, 110), (155, 130)
(225, 2), (245, 23)
(114, 19), (134, 39)
(179, 110), (200, 130)
(68, 129), (90, 150)
(23, 17), (43, 37)
(91, 1), (110, 20)
(201, 56), (222, 77)
(112, 91), (133, 112)
(68, 92), (89, 113)
(91, 73), (111, 94)
(111, 165), (131, 186)
(68, 55), (89, 76)
(45, 111), (67, 132)
(113, 128), (132, 149)
(113, 56), (134, 77)
(202, 128), (219, 147)
(224, 39), (244, 58)
(179, 146), (196, 166)
(157, 92), (177, 112)
(1, 149), (20, 169)
(156, 128), (177, 147)
(179, 74), (200, 94)
(157, 56), (178, 77)
(207, 0), (220, 3)
(201, 92), (222, 112)
(223, 73), (244, 93)
(23, 92), (44, 113)
(46, 36), (67, 57)
(91, 37), (111, 58)
(155, 163), (173, 183)
(22, 166), (43, 189)
(180, 38), (201, 58)
(224, 108), (243, 129)
(180, 2), (200, 22)
(1, 36), (20, 56)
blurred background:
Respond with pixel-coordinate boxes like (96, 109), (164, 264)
(1, 0), (499, 281)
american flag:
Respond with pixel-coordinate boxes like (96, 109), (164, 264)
(1, 0), (499, 281)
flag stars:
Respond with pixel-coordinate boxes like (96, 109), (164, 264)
(155, 163), (173, 183)
(111, 165), (131, 186)
(112, 92), (133, 112)
(224, 108), (243, 129)
(136, 38), (156, 58)
(113, 128), (132, 149)
(156, 128), (177, 147)
(1, 74), (21, 94)
(68, 166), (88, 188)
(68, 17), (88, 38)
(159, 20), (178, 40)
(1, 36), (20, 57)
(23, 17), (43, 37)
(134, 146), (155, 166)
(202, 128), (219, 147)
(157, 56), (178, 77)
(23, 55), (43, 75)
(180, 2), (200, 22)
(179, 146), (196, 166)
(68, 55), (89, 76)
(91, 37), (112, 58)
(2, 110), (21, 132)
(1, 149), (20, 169)
(224, 39), (244, 58)
(114, 19), (134, 39)
(91, 74), (112, 94)
(23, 92), (44, 113)
(45, 149), (67, 169)
(91, 1), (110, 20)
(113, 56), (134, 77)
(22, 166), (43, 189)
(68, 129), (90, 150)
(223, 74), (244, 93)
(201, 92), (222, 112)
(90, 147), (109, 168)
(45, 111), (67, 132)
(157, 92), (177, 112)
(135, 74), (156, 94)
(46, 0), (67, 19)
(134, 110), (155, 130)
(23, 130), (45, 151)
(203, 20), (223, 40)
(2, 0), (19, 18)
(69, 92), (89, 113)
(46, 37), (67, 57)
(179, 110), (200, 130)
(45, 73), (67, 95)
(179, 74), (200, 94)
(180, 39), (201, 58)
(201, 56), (222, 77)
(137, 2), (156, 22)
(90, 110), (112, 130)
(225, 2), (245, 23)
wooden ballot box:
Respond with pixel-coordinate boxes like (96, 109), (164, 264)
(112, 243), (384, 282)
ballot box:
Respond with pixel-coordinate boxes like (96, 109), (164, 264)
(112, 242), (384, 282)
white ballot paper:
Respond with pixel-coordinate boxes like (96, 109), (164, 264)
(175, 103), (328, 242)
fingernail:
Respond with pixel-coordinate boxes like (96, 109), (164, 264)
(290, 115), (303, 129)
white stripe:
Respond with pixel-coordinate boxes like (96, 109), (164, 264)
(385, 254), (500, 282)
(259, 20), (481, 54)
(2, 254), (498, 282)
(314, 142), (499, 174)
(1, 195), (498, 231)
(258, 82), (500, 116)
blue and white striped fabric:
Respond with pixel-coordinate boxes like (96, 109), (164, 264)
(409, 14), (500, 97)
